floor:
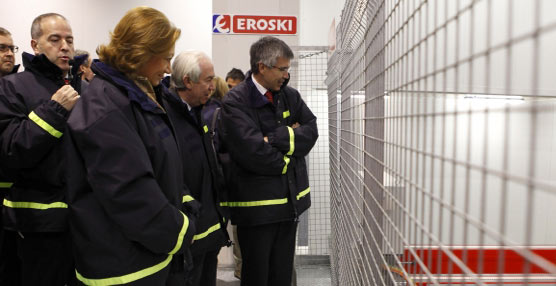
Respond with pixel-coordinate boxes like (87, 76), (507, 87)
(216, 265), (332, 286)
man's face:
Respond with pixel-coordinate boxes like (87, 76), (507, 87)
(226, 78), (242, 89)
(258, 56), (290, 92)
(31, 16), (74, 75)
(81, 58), (94, 82)
(184, 58), (215, 107)
(0, 34), (15, 77)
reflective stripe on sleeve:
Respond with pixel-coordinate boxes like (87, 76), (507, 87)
(28, 111), (63, 138)
(76, 255), (172, 286)
(193, 222), (221, 241)
(3, 199), (67, 209)
(296, 187), (310, 200)
(286, 126), (295, 156)
(282, 156), (290, 174)
(283, 110), (290, 118)
(182, 195), (195, 203)
(168, 212), (188, 255)
(0, 182), (13, 188)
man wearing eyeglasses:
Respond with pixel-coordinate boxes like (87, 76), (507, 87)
(0, 27), (18, 77)
(0, 14), (80, 285)
(219, 36), (318, 286)
(0, 25), (22, 286)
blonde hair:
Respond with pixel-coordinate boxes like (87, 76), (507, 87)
(97, 7), (180, 77)
(210, 76), (229, 101)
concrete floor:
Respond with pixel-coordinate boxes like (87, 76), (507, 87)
(217, 265), (332, 286)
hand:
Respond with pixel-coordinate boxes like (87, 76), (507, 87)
(51, 85), (80, 111)
(263, 136), (269, 143)
(291, 122), (300, 129)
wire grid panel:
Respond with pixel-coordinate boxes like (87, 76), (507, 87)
(329, 0), (556, 285)
(290, 47), (331, 259)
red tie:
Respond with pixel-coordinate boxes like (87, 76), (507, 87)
(264, 91), (273, 104)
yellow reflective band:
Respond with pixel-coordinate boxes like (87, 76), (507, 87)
(3, 199), (67, 209)
(283, 110), (290, 118)
(193, 222), (221, 241)
(296, 187), (310, 200)
(220, 198), (288, 207)
(282, 156), (290, 174)
(29, 111), (63, 138)
(76, 255), (172, 286)
(182, 195), (195, 203)
(0, 182), (13, 188)
(203, 125), (208, 133)
(169, 212), (188, 255)
(287, 126), (295, 156)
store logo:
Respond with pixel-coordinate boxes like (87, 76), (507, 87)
(213, 14), (231, 33)
(213, 14), (297, 35)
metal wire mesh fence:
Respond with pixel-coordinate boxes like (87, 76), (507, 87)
(328, 0), (556, 285)
(291, 47), (332, 263)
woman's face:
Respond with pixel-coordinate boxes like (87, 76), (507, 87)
(138, 46), (175, 86)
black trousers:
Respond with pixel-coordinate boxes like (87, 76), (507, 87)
(15, 231), (76, 286)
(0, 228), (21, 285)
(237, 220), (298, 286)
(185, 248), (220, 286)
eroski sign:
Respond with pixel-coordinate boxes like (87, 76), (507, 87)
(213, 14), (297, 35)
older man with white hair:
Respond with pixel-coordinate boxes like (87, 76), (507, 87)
(162, 50), (230, 286)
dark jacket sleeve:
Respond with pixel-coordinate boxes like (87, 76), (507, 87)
(71, 110), (193, 255)
(220, 98), (289, 176)
(267, 91), (318, 157)
(0, 79), (68, 168)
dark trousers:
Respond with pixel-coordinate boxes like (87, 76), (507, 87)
(185, 248), (220, 286)
(237, 220), (297, 286)
(15, 231), (76, 286)
(0, 228), (21, 285)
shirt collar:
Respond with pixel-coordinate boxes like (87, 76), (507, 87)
(251, 74), (269, 97)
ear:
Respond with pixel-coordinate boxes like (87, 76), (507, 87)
(183, 75), (193, 89)
(31, 39), (40, 55)
(258, 62), (267, 74)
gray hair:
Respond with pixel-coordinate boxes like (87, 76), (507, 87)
(249, 36), (293, 75)
(171, 50), (210, 89)
(0, 27), (11, 37)
(31, 13), (66, 39)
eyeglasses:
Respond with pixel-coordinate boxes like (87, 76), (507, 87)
(268, 65), (290, 73)
(0, 44), (18, 53)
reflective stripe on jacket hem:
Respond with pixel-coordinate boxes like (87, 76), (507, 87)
(193, 222), (221, 241)
(29, 111), (63, 138)
(220, 187), (310, 208)
(75, 254), (172, 286)
(0, 182), (13, 188)
(3, 198), (68, 209)
(168, 212), (188, 255)
(287, 126), (295, 156)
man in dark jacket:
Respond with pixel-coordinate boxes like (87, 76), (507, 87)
(219, 36), (318, 286)
(163, 50), (229, 286)
(0, 14), (80, 285)
(0, 26), (21, 286)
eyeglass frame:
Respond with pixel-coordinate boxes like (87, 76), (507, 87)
(0, 44), (19, 53)
(262, 63), (290, 73)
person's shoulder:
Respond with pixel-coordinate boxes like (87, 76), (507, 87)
(224, 81), (251, 103)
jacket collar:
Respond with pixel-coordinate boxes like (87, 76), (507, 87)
(245, 70), (290, 108)
(165, 87), (202, 128)
(91, 60), (167, 113)
(10, 64), (20, 75)
(22, 52), (65, 85)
